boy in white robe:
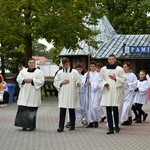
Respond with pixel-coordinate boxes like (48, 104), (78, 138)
(53, 57), (81, 132)
(65, 63), (87, 127)
(96, 63), (106, 122)
(84, 61), (100, 128)
(99, 54), (126, 134)
(121, 62), (138, 125)
(133, 70), (148, 123)
(15, 58), (44, 131)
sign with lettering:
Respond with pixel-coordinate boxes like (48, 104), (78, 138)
(123, 46), (150, 54)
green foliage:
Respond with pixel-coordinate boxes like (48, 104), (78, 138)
(0, 0), (105, 68)
(48, 47), (62, 65)
(0, 0), (149, 71)
(104, 0), (150, 34)
(32, 41), (47, 56)
(0, 49), (25, 73)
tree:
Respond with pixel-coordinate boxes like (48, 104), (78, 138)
(104, 0), (150, 34)
(32, 40), (47, 56)
(48, 47), (62, 65)
(5, 50), (26, 73)
(0, 0), (106, 66)
(0, 40), (25, 75)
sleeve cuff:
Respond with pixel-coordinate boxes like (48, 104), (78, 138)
(22, 80), (25, 85)
(31, 79), (34, 85)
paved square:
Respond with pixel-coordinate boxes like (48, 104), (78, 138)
(0, 97), (150, 150)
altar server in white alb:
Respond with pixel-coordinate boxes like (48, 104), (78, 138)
(84, 61), (101, 128)
(133, 70), (148, 123)
(99, 54), (126, 134)
(74, 63), (87, 125)
(15, 58), (44, 131)
(65, 63), (87, 128)
(121, 62), (138, 125)
(96, 63), (106, 122)
(53, 57), (81, 132)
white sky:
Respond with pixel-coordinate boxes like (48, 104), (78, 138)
(38, 39), (54, 51)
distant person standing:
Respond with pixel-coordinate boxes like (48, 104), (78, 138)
(14, 58), (44, 131)
(0, 74), (9, 107)
(53, 57), (81, 132)
(99, 54), (126, 134)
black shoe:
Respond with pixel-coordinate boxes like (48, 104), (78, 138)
(107, 130), (114, 134)
(94, 122), (98, 128)
(135, 120), (142, 123)
(143, 113), (148, 122)
(69, 126), (75, 130)
(65, 122), (71, 128)
(133, 117), (137, 121)
(57, 128), (64, 132)
(128, 117), (132, 125)
(100, 116), (106, 122)
(115, 127), (120, 133)
(86, 122), (94, 128)
(121, 121), (129, 125)
(22, 127), (26, 131)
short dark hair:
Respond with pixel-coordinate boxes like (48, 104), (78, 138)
(75, 63), (82, 68)
(96, 63), (103, 68)
(108, 54), (116, 58)
(123, 62), (130, 68)
(116, 60), (122, 67)
(28, 58), (36, 62)
(62, 57), (70, 64)
(90, 61), (97, 66)
(18, 65), (23, 69)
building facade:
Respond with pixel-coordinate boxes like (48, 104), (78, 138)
(59, 16), (150, 75)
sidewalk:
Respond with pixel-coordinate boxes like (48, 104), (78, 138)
(0, 97), (150, 150)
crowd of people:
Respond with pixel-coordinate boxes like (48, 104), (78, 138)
(54, 55), (149, 134)
(2, 56), (147, 134)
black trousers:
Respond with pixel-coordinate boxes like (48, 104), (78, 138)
(59, 108), (75, 129)
(0, 91), (9, 104)
(135, 103), (145, 120)
(106, 106), (119, 130)
(132, 104), (138, 118)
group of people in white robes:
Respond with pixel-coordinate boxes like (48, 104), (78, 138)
(54, 55), (149, 134)
(13, 56), (149, 135)
(65, 61), (106, 129)
(121, 62), (148, 125)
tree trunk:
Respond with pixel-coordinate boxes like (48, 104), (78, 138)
(24, 4), (32, 67)
(24, 34), (32, 67)
(1, 56), (5, 78)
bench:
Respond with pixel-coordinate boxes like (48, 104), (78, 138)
(43, 81), (56, 97)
